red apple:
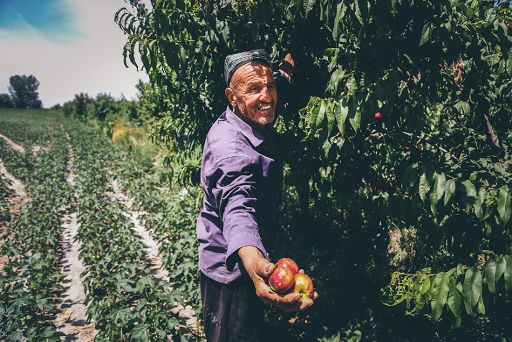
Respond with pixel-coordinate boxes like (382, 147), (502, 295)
(291, 273), (314, 300)
(374, 112), (382, 119)
(276, 258), (299, 275)
(268, 266), (294, 293)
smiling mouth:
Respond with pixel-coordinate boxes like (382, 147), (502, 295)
(258, 104), (272, 111)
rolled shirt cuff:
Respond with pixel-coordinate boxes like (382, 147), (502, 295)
(225, 230), (269, 271)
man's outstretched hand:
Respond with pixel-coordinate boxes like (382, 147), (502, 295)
(238, 246), (318, 312)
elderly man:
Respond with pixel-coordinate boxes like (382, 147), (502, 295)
(196, 49), (316, 342)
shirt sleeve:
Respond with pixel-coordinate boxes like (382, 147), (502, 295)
(207, 155), (268, 270)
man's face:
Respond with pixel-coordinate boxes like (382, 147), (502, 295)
(226, 62), (278, 130)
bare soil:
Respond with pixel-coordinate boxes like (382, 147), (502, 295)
(0, 133), (25, 153)
(53, 141), (98, 340)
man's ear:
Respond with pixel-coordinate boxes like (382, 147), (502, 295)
(225, 87), (237, 108)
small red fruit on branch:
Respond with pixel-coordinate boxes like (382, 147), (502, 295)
(439, 63), (445, 69)
(291, 273), (314, 300)
(374, 112), (382, 119)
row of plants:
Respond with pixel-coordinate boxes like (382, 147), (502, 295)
(0, 126), (70, 341)
(0, 166), (14, 227)
(109, 153), (203, 316)
(67, 123), (192, 341)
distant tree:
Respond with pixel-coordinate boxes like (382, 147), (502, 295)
(51, 103), (62, 110)
(89, 93), (117, 121)
(0, 94), (13, 108)
(61, 101), (74, 117)
(73, 93), (91, 121)
(8, 75), (42, 108)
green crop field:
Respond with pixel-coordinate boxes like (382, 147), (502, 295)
(0, 109), (202, 341)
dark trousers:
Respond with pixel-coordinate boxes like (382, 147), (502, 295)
(200, 272), (265, 342)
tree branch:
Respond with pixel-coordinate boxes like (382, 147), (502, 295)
(484, 114), (500, 148)
(377, 130), (460, 162)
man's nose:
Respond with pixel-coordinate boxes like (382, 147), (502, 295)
(259, 86), (272, 101)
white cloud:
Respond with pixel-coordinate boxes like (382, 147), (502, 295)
(0, 0), (148, 108)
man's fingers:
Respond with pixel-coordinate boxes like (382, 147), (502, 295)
(257, 259), (275, 278)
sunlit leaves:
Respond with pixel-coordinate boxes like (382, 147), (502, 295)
(498, 185), (511, 225)
(419, 22), (433, 46)
(431, 272), (450, 321)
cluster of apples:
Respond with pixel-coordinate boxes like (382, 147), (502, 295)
(267, 258), (314, 300)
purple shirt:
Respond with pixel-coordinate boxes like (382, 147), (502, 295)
(196, 106), (283, 284)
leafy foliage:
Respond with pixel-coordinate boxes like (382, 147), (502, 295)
(117, 0), (512, 340)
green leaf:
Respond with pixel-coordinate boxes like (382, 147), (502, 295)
(336, 98), (349, 135)
(348, 97), (361, 133)
(461, 180), (476, 213)
(419, 22), (432, 46)
(484, 254), (498, 293)
(7, 331), (24, 342)
(420, 275), (431, 295)
(430, 172), (446, 214)
(315, 100), (327, 131)
(354, 0), (367, 25)
(303, 0), (316, 17)
(431, 272), (450, 321)
(463, 266), (482, 315)
(474, 187), (486, 220)
(111, 307), (133, 327)
(482, 53), (500, 66)
(454, 100), (470, 114)
(505, 255), (512, 293)
(444, 179), (456, 207)
(326, 101), (335, 137)
(496, 256), (506, 283)
(447, 276), (462, 319)
(130, 323), (150, 342)
(498, 185), (511, 225)
(419, 164), (435, 203)
(346, 76), (357, 93)
(477, 290), (486, 315)
(332, 3), (347, 42)
(506, 52), (512, 76)
(329, 68), (345, 95)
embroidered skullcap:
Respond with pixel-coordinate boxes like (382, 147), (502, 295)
(224, 49), (272, 86)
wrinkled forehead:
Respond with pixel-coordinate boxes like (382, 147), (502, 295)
(230, 61), (274, 87)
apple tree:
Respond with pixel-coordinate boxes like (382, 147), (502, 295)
(117, 0), (512, 340)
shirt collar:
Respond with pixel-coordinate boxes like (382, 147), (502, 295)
(225, 106), (266, 147)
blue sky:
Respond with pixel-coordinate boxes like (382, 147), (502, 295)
(0, 0), (149, 107)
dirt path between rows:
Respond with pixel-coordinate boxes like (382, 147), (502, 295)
(0, 133), (25, 154)
(53, 139), (98, 340)
(109, 180), (198, 328)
